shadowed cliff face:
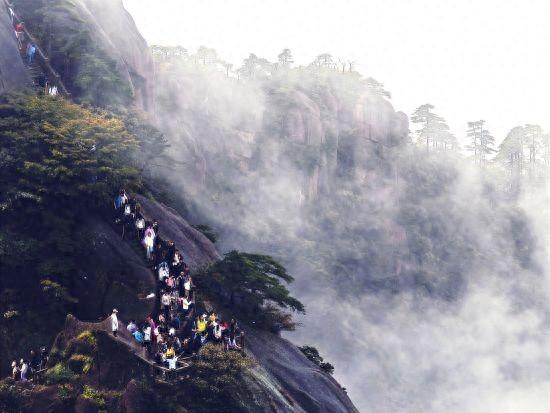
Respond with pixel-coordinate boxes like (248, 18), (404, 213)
(0, 6), (30, 93)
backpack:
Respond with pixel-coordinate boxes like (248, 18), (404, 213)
(124, 204), (132, 215)
(136, 218), (145, 229)
(158, 262), (170, 281)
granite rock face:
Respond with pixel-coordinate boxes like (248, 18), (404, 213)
(0, 5), (30, 94)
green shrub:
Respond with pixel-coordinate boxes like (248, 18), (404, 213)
(67, 354), (93, 374)
(298, 345), (334, 375)
(45, 363), (77, 384)
(81, 385), (106, 409)
(182, 344), (254, 412)
(0, 380), (25, 412)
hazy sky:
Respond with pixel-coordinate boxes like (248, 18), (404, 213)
(123, 0), (550, 145)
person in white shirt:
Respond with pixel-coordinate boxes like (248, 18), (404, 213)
(126, 320), (137, 334)
(143, 325), (152, 354)
(111, 309), (119, 337)
(20, 359), (29, 382)
(181, 296), (192, 317)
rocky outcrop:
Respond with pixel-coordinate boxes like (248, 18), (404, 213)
(11, 0), (153, 110)
(247, 328), (359, 413)
(135, 194), (221, 269)
(75, 216), (156, 321)
(80, 0), (154, 112)
(0, 6), (30, 93)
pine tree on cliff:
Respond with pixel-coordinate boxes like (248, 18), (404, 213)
(196, 46), (218, 65)
(277, 49), (294, 68)
(466, 120), (496, 166)
(524, 124), (543, 179)
(496, 126), (525, 190)
(411, 104), (455, 152)
(311, 53), (336, 69)
(238, 53), (272, 79)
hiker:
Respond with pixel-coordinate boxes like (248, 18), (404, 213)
(114, 189), (128, 212)
(143, 325), (152, 354)
(184, 275), (192, 298)
(161, 292), (171, 317)
(127, 320), (138, 334)
(30, 350), (40, 371)
(142, 227), (155, 260)
(111, 309), (119, 337)
(14, 22), (24, 49)
(180, 295), (193, 317)
(8, 7), (15, 24)
(39, 347), (48, 369)
(20, 359), (29, 382)
(135, 209), (145, 240)
(27, 43), (36, 66)
(133, 329), (144, 344)
(158, 261), (170, 281)
(213, 319), (223, 341)
(11, 361), (18, 380)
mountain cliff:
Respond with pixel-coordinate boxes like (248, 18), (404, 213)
(0, 5), (30, 93)
(0, 5), (359, 405)
(10, 0), (154, 109)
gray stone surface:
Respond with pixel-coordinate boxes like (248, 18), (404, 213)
(0, 4), (30, 94)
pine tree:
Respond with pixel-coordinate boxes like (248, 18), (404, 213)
(277, 49), (294, 68)
(466, 120), (496, 166)
(411, 104), (455, 152)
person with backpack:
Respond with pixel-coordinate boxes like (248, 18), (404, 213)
(132, 329), (144, 344)
(111, 309), (119, 337)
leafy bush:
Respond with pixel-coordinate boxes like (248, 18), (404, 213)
(67, 354), (94, 374)
(65, 330), (97, 357)
(0, 380), (26, 412)
(181, 344), (254, 412)
(57, 383), (77, 401)
(45, 363), (77, 384)
(81, 385), (121, 410)
(298, 345), (334, 375)
(81, 385), (106, 409)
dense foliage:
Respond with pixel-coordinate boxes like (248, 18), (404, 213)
(0, 94), (148, 371)
(298, 345), (334, 375)
(199, 251), (305, 332)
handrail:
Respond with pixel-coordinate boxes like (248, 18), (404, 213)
(4, 0), (71, 97)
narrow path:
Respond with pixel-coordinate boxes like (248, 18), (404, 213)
(3, 0), (71, 96)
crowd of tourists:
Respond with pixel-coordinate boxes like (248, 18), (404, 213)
(10, 348), (48, 382)
(112, 190), (245, 371)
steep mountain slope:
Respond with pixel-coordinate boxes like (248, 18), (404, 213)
(11, 0), (154, 109)
(0, 6), (30, 93)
